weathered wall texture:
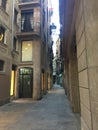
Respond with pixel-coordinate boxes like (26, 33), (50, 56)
(60, 0), (98, 129)
(0, 1), (12, 105)
(76, 0), (98, 129)
(33, 40), (42, 100)
(0, 0), (19, 105)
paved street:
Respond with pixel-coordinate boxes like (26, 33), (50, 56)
(0, 85), (80, 130)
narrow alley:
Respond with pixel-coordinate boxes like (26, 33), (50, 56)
(0, 85), (80, 130)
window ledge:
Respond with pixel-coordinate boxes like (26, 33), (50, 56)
(0, 71), (5, 75)
(11, 50), (19, 55)
(19, 61), (34, 65)
(0, 43), (7, 48)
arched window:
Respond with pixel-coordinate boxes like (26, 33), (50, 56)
(0, 60), (4, 71)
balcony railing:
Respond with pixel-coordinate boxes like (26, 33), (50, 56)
(18, 0), (40, 3)
(17, 20), (40, 34)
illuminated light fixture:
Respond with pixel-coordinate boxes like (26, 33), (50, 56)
(28, 43), (31, 46)
(0, 34), (3, 41)
(50, 23), (56, 29)
(50, 23), (56, 35)
(25, 47), (27, 50)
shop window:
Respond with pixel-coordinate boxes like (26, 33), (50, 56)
(22, 41), (32, 62)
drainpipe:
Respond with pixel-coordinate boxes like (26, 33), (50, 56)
(11, 0), (15, 50)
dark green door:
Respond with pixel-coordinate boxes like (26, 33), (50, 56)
(19, 68), (33, 98)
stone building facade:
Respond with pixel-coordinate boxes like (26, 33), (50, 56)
(16, 0), (43, 100)
(0, 0), (19, 105)
(15, 0), (50, 100)
(59, 0), (98, 130)
(0, 0), (50, 105)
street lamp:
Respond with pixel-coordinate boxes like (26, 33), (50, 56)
(50, 23), (56, 35)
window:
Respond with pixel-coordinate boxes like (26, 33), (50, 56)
(14, 9), (18, 24)
(22, 41), (32, 62)
(13, 37), (17, 51)
(0, 60), (4, 71)
(21, 10), (34, 32)
(2, 0), (7, 10)
(0, 26), (5, 44)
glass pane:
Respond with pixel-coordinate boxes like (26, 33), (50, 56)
(21, 11), (33, 32)
(20, 68), (33, 75)
(22, 41), (32, 62)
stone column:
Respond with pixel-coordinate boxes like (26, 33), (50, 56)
(33, 40), (42, 100)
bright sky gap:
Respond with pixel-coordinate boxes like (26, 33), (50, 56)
(48, 0), (60, 56)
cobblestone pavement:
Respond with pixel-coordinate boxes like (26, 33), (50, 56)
(0, 86), (81, 130)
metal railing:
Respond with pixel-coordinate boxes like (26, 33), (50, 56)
(18, 0), (40, 3)
(18, 20), (40, 33)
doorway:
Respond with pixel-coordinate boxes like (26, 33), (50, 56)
(19, 68), (33, 98)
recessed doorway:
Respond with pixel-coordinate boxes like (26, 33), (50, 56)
(19, 68), (33, 98)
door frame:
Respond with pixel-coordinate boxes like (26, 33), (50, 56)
(19, 67), (33, 98)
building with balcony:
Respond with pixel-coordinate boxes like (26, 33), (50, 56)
(0, 0), (51, 105)
(16, 0), (42, 100)
(15, 0), (50, 100)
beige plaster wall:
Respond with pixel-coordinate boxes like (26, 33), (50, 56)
(76, 0), (98, 129)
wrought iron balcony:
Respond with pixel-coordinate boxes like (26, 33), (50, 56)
(18, 0), (40, 9)
(16, 20), (40, 38)
(18, 0), (40, 4)
(21, 21), (40, 32)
